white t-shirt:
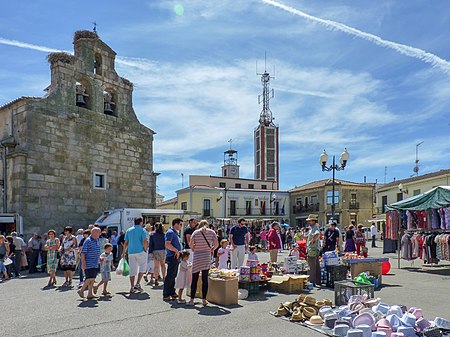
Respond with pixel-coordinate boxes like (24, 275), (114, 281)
(370, 225), (377, 236)
(218, 247), (230, 267)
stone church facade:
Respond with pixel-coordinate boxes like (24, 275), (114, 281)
(0, 31), (157, 235)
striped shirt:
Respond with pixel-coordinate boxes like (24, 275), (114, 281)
(191, 229), (217, 273)
(81, 236), (101, 269)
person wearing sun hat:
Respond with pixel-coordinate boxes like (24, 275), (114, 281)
(306, 214), (321, 287)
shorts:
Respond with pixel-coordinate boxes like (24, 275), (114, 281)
(128, 251), (147, 277)
(85, 268), (99, 279)
(101, 271), (111, 281)
(152, 250), (166, 261)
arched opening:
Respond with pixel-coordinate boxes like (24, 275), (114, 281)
(75, 81), (90, 109)
(94, 53), (102, 75)
(103, 90), (117, 116)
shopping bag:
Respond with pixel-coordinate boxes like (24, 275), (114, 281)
(3, 258), (13, 266)
(116, 258), (125, 275)
(123, 258), (130, 277)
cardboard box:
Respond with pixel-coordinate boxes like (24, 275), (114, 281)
(206, 277), (238, 306)
(350, 261), (382, 284)
(268, 274), (309, 293)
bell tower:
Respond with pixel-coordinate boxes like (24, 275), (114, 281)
(222, 140), (239, 178)
(254, 58), (279, 188)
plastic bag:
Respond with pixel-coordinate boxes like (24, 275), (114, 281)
(3, 258), (12, 266)
(116, 258), (125, 275)
(123, 258), (130, 277)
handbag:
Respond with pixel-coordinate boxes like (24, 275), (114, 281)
(3, 257), (13, 266)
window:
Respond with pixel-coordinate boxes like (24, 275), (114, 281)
(311, 195), (318, 205)
(327, 191), (339, 204)
(223, 169), (227, 177)
(382, 196), (388, 213)
(93, 172), (106, 189)
(235, 183), (241, 188)
(274, 201), (279, 215)
(245, 201), (252, 215)
(181, 202), (187, 210)
(203, 199), (211, 217)
(296, 197), (302, 205)
(350, 193), (358, 209)
(248, 184), (254, 189)
(413, 189), (421, 196)
(397, 193), (403, 202)
(219, 182), (226, 188)
(229, 200), (236, 216)
(254, 199), (259, 206)
(260, 200), (266, 215)
(261, 185), (267, 190)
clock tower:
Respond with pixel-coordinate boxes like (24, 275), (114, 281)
(222, 148), (240, 178)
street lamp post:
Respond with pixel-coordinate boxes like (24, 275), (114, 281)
(320, 148), (350, 222)
(217, 189), (228, 218)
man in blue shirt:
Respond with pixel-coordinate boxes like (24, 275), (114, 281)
(123, 217), (148, 294)
(78, 227), (101, 299)
(229, 218), (249, 269)
(163, 218), (183, 301)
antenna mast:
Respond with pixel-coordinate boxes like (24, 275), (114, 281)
(257, 52), (275, 127)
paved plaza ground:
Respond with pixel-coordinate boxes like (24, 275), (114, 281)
(2, 246), (450, 337)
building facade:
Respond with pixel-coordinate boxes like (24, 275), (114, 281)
(289, 179), (375, 228)
(376, 169), (450, 214)
(0, 31), (157, 235)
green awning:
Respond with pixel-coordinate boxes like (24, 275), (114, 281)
(386, 186), (450, 211)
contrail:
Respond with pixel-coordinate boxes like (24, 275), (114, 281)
(262, 0), (450, 74)
(0, 37), (151, 70)
(0, 37), (61, 53)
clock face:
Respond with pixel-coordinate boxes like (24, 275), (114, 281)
(231, 168), (237, 175)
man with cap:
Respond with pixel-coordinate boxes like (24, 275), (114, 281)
(306, 214), (321, 287)
(323, 220), (340, 253)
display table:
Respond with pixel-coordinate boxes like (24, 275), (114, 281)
(342, 258), (389, 286)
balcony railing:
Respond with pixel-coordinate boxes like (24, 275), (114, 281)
(293, 203), (320, 214)
(349, 202), (360, 209)
(227, 207), (284, 217)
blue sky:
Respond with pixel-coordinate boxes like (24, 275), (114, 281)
(1, 0), (450, 199)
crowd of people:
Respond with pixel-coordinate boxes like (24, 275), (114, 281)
(0, 216), (378, 305)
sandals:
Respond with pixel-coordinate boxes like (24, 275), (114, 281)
(202, 300), (209, 306)
(177, 299), (186, 304)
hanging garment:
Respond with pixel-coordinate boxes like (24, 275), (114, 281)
(444, 207), (450, 230)
(411, 234), (419, 259)
(401, 234), (413, 261)
(438, 209), (446, 230)
(431, 209), (440, 229)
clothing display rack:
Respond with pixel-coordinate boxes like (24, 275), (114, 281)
(385, 186), (450, 270)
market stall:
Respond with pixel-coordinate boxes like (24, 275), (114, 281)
(386, 186), (450, 269)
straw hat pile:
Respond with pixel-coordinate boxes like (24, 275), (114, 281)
(274, 294), (333, 322)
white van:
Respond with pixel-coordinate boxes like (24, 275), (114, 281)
(94, 208), (196, 234)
